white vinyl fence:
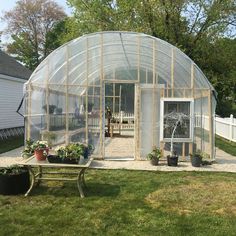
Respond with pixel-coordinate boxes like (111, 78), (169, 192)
(215, 114), (236, 142)
(195, 114), (236, 142)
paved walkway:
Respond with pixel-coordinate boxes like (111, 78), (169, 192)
(0, 146), (235, 173)
(105, 136), (134, 159)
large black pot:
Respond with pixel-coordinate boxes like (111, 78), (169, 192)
(0, 169), (30, 195)
(167, 155), (179, 166)
(191, 154), (202, 167)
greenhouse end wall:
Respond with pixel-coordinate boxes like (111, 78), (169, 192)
(24, 31), (216, 160)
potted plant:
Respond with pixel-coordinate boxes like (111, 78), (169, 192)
(190, 151), (203, 167)
(21, 139), (34, 158)
(52, 143), (84, 164)
(164, 112), (189, 166)
(0, 165), (30, 195)
(31, 140), (49, 161)
(167, 151), (179, 166)
(190, 150), (211, 167)
(147, 146), (162, 166)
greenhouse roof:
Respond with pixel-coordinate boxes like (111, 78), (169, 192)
(26, 31), (215, 95)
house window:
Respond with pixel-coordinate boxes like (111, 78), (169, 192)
(161, 99), (193, 140)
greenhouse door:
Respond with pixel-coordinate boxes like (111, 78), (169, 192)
(135, 85), (161, 159)
(104, 82), (135, 160)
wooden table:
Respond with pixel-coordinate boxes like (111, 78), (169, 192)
(18, 156), (93, 198)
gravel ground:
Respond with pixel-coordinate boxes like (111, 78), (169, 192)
(0, 146), (235, 172)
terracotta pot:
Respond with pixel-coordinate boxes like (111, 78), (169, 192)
(34, 148), (49, 161)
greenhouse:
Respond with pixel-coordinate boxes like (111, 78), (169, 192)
(24, 31), (216, 160)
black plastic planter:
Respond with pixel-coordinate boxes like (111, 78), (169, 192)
(47, 155), (62, 163)
(0, 169), (30, 195)
(151, 158), (159, 166)
(191, 155), (202, 167)
(167, 155), (179, 166)
(62, 158), (79, 164)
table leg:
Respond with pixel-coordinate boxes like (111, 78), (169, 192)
(25, 167), (35, 197)
(81, 168), (87, 188)
(77, 168), (86, 198)
(35, 166), (42, 187)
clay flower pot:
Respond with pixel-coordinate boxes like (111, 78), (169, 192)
(34, 148), (49, 161)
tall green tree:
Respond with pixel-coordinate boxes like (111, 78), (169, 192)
(2, 0), (66, 70)
(65, 0), (236, 116)
(66, 0), (235, 47)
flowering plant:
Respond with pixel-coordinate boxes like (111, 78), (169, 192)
(31, 140), (49, 151)
(55, 143), (84, 160)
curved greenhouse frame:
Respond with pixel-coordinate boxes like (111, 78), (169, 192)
(24, 31), (216, 160)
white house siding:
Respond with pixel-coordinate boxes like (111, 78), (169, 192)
(0, 75), (26, 130)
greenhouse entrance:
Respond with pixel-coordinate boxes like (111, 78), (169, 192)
(104, 82), (135, 160)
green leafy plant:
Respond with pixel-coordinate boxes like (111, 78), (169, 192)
(147, 146), (162, 160)
(0, 165), (28, 175)
(21, 139), (34, 158)
(190, 150), (210, 160)
(55, 143), (85, 161)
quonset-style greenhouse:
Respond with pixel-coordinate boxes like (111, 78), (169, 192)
(24, 31), (216, 160)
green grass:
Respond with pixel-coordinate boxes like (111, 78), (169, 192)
(0, 135), (24, 154)
(215, 135), (236, 156)
(0, 170), (236, 236)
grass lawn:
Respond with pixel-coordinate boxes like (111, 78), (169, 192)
(0, 169), (236, 236)
(215, 135), (236, 156)
(0, 135), (24, 154)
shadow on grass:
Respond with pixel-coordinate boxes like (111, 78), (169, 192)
(86, 183), (120, 197)
(30, 182), (121, 198)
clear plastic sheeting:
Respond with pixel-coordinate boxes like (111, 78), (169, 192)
(24, 31), (216, 159)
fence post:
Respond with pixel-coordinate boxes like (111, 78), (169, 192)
(229, 114), (233, 142)
(120, 111), (124, 124)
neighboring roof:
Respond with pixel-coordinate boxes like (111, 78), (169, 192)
(0, 50), (32, 80)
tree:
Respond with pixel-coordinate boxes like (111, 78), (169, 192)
(2, 0), (66, 70)
(66, 0), (235, 47)
(65, 0), (236, 116)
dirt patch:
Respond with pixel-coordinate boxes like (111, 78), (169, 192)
(145, 181), (236, 216)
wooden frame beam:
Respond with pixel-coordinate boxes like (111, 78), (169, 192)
(171, 48), (175, 97)
(208, 90), (214, 159)
(65, 46), (69, 144)
(99, 34), (104, 158)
